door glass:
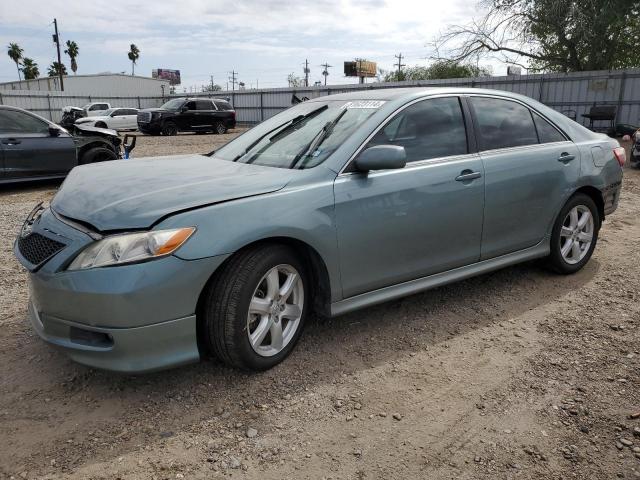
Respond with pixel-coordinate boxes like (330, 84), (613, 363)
(532, 112), (566, 143)
(185, 101), (197, 110)
(366, 97), (467, 162)
(196, 100), (212, 110)
(471, 97), (538, 150)
(0, 109), (49, 134)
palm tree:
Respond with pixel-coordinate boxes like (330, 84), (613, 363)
(127, 44), (140, 75)
(47, 62), (67, 77)
(21, 58), (39, 80)
(64, 40), (79, 74)
(7, 43), (23, 81)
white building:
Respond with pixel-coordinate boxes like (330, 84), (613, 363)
(0, 73), (170, 96)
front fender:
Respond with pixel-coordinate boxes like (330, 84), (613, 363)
(155, 178), (342, 301)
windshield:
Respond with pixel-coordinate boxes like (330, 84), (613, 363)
(214, 100), (385, 169)
(160, 98), (185, 110)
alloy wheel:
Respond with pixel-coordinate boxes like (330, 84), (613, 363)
(560, 205), (594, 264)
(246, 264), (304, 357)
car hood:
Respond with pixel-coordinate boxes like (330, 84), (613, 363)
(51, 155), (293, 231)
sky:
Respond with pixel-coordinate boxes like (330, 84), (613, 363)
(0, 0), (499, 91)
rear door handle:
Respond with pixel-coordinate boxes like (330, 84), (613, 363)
(1, 138), (21, 145)
(455, 170), (482, 182)
(558, 152), (575, 163)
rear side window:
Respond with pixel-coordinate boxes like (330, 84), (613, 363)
(215, 100), (232, 110)
(471, 97), (538, 150)
(196, 100), (213, 110)
(366, 97), (467, 162)
(532, 112), (566, 143)
(0, 109), (49, 134)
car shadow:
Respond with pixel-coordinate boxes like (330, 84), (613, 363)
(0, 256), (599, 473)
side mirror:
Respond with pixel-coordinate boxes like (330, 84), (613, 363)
(48, 126), (61, 137)
(354, 145), (407, 172)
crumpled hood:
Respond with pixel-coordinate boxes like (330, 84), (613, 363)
(52, 154), (292, 231)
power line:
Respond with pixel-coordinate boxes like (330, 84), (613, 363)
(394, 53), (406, 78)
(320, 62), (332, 86)
(303, 59), (310, 87)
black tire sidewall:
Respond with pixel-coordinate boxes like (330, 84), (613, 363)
(81, 146), (117, 164)
(216, 122), (227, 134)
(162, 122), (178, 136)
(206, 246), (309, 370)
(549, 193), (600, 274)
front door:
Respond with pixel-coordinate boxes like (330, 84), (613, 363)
(334, 96), (485, 298)
(468, 96), (581, 259)
(0, 108), (76, 178)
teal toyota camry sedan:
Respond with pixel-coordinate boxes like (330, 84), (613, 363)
(15, 88), (624, 373)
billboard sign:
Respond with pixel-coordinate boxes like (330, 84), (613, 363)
(152, 68), (181, 85)
(344, 60), (377, 78)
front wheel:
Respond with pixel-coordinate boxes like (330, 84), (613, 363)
(161, 122), (178, 136)
(200, 245), (308, 370)
(547, 193), (600, 274)
(79, 146), (118, 164)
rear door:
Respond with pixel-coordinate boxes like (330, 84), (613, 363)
(194, 100), (216, 130)
(0, 108), (76, 178)
(469, 95), (580, 259)
(334, 96), (485, 298)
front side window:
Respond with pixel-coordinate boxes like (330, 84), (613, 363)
(366, 97), (467, 162)
(0, 109), (49, 134)
(471, 97), (538, 150)
(160, 98), (184, 110)
(532, 112), (566, 143)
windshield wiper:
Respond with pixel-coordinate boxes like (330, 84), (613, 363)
(231, 105), (328, 162)
(289, 108), (347, 169)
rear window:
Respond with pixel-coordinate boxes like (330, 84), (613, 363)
(196, 100), (213, 110)
(533, 112), (566, 143)
(214, 100), (233, 110)
(471, 97), (538, 150)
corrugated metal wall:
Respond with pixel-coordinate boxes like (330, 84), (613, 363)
(1, 69), (639, 127)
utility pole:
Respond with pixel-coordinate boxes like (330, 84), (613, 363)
(52, 18), (64, 91)
(210, 75), (215, 91)
(303, 59), (310, 87)
(320, 62), (332, 86)
(394, 53), (406, 79)
(228, 70), (238, 91)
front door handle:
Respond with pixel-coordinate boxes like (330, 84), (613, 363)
(1, 138), (21, 145)
(455, 170), (482, 182)
(558, 152), (575, 163)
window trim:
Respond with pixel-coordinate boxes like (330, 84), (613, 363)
(339, 94), (472, 175)
(0, 107), (51, 135)
(466, 94), (570, 153)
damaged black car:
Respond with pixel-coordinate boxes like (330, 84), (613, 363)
(0, 105), (125, 183)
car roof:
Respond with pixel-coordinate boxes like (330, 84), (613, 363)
(307, 87), (527, 102)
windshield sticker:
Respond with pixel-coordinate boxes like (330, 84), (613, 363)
(341, 100), (386, 110)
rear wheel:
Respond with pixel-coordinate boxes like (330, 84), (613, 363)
(162, 122), (178, 136)
(215, 122), (227, 134)
(201, 245), (308, 370)
(547, 193), (599, 274)
(79, 146), (118, 165)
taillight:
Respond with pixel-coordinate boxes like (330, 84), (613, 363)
(613, 146), (626, 167)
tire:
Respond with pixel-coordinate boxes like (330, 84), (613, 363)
(79, 146), (118, 165)
(161, 122), (178, 136)
(201, 245), (309, 370)
(215, 122), (227, 134)
(547, 193), (600, 274)
(95, 121), (108, 129)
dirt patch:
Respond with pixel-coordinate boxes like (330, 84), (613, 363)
(1, 137), (639, 480)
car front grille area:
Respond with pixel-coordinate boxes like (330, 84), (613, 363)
(137, 112), (151, 123)
(18, 232), (65, 266)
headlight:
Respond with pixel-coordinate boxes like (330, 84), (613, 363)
(151, 112), (162, 119)
(67, 227), (195, 270)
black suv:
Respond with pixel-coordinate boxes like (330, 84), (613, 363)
(138, 98), (236, 136)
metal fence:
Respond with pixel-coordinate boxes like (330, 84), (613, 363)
(1, 68), (640, 128)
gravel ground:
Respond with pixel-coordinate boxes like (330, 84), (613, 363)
(1, 135), (639, 480)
